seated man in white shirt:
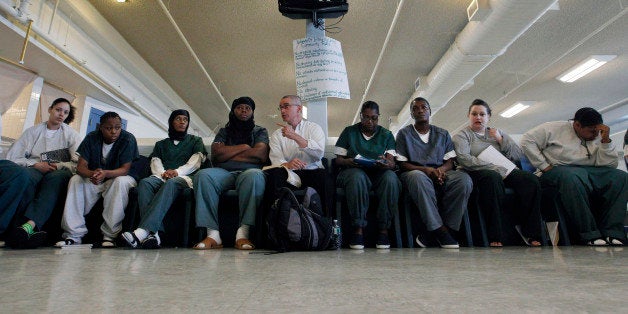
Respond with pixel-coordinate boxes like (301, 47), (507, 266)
(265, 95), (328, 215)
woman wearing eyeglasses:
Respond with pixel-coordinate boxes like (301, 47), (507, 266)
(453, 99), (542, 247)
(123, 109), (206, 249)
(334, 101), (400, 249)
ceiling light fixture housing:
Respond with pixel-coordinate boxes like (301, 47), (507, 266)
(500, 101), (534, 118)
(557, 55), (617, 83)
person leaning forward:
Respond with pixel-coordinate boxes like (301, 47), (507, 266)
(521, 107), (627, 246)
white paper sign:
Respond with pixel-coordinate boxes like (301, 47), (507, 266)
(293, 37), (350, 102)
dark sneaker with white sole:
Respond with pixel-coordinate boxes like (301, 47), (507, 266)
(349, 233), (364, 250)
(376, 233), (390, 249)
(434, 229), (459, 249)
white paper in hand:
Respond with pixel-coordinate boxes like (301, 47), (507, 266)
(477, 145), (517, 178)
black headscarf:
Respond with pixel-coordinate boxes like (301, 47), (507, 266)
(168, 109), (190, 141)
(226, 97), (256, 145)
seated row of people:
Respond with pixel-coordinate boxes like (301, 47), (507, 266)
(0, 95), (626, 250)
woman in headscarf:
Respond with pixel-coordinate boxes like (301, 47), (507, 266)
(122, 109), (206, 249)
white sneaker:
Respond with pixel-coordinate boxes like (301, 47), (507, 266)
(606, 237), (624, 246)
(55, 238), (81, 247)
(586, 238), (608, 246)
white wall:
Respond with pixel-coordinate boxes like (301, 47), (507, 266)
(0, 0), (212, 136)
(82, 96), (166, 139)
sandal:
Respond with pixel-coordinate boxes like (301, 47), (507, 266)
(489, 241), (503, 247)
(515, 225), (542, 247)
(235, 238), (255, 250)
(193, 237), (223, 250)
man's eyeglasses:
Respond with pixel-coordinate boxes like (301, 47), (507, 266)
(278, 104), (298, 111)
(360, 114), (379, 122)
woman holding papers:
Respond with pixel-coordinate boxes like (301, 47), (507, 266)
(453, 99), (542, 247)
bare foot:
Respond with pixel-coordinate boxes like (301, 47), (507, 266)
(489, 241), (503, 247)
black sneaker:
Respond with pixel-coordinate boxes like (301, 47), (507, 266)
(26, 231), (47, 249)
(376, 233), (390, 249)
(349, 233), (364, 250)
(434, 229), (459, 249)
(6, 226), (29, 249)
(141, 233), (161, 249)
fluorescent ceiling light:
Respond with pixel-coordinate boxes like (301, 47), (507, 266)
(500, 101), (534, 118)
(557, 55), (616, 83)
(467, 0), (491, 22)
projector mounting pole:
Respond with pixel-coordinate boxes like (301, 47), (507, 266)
(305, 18), (329, 140)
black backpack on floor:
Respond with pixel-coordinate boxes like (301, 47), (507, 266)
(267, 187), (332, 252)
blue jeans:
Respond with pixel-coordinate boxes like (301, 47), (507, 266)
(194, 168), (265, 230)
(138, 176), (189, 232)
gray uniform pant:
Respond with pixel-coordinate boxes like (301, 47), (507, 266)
(400, 170), (472, 232)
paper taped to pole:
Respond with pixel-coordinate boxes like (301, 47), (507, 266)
(293, 37), (350, 102)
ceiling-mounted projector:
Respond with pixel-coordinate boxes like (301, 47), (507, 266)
(279, 0), (348, 23)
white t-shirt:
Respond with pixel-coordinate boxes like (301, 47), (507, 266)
(102, 142), (114, 163)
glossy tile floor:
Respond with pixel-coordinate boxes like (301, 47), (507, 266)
(0, 246), (625, 313)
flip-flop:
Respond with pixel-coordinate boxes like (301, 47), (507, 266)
(235, 238), (255, 250)
(193, 237), (223, 250)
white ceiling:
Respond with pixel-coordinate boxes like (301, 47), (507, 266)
(3, 0), (627, 137)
